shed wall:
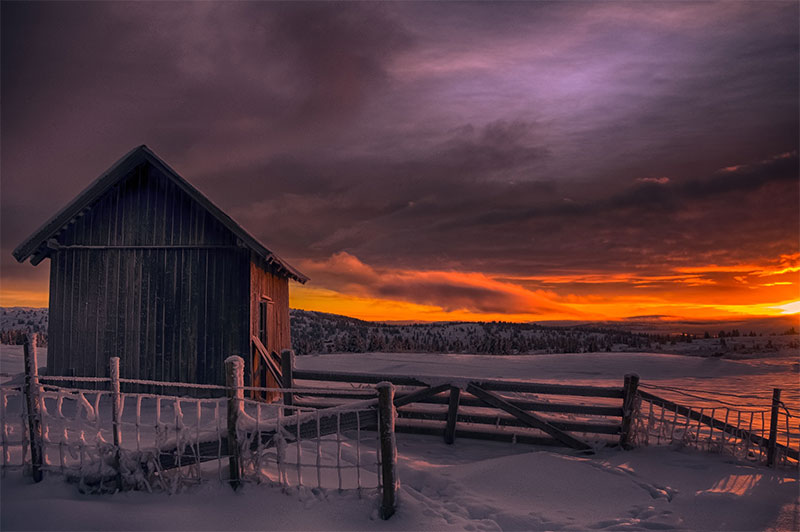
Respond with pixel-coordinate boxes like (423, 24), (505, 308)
(250, 257), (291, 393)
(47, 163), (251, 384)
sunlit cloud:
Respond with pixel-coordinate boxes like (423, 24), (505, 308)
(286, 252), (800, 322)
(635, 176), (670, 184)
(773, 300), (800, 315)
(721, 165), (745, 173)
(297, 252), (583, 317)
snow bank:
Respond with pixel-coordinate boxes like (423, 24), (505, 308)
(2, 439), (797, 531)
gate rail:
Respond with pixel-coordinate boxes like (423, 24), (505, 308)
(283, 350), (633, 452)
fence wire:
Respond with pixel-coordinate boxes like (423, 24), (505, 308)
(632, 394), (799, 468)
(0, 383), (382, 494)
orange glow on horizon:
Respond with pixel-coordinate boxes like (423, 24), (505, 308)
(289, 283), (800, 323)
(0, 288), (49, 308)
(3, 284), (797, 323)
(3, 253), (798, 324)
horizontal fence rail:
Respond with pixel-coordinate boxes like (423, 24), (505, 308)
(292, 369), (625, 398)
(2, 339), (399, 519)
(5, 334), (797, 524)
(285, 351), (630, 452)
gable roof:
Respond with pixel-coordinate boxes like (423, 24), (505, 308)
(12, 145), (308, 283)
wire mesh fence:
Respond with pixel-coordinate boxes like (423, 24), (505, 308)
(632, 386), (799, 468)
(0, 381), (384, 494)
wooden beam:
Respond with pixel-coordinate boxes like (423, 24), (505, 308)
(415, 394), (624, 416)
(768, 388), (781, 467)
(225, 356), (244, 490)
(280, 348), (294, 412)
(30, 250), (49, 266)
(294, 395), (624, 418)
(394, 383), (450, 408)
(619, 373), (640, 449)
(466, 383), (593, 452)
(292, 370), (623, 398)
(395, 408), (621, 435)
(252, 336), (282, 388)
(474, 379), (624, 398)
(23, 336), (44, 482)
(377, 383), (398, 520)
(424, 395), (624, 416)
(393, 421), (570, 447)
(109, 357), (123, 491)
(444, 387), (461, 444)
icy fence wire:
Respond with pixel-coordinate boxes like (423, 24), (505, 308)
(631, 394), (799, 467)
(237, 396), (382, 492)
(1, 387), (28, 472)
(0, 382), (382, 493)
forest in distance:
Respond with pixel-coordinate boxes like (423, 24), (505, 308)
(289, 309), (799, 356)
(4, 306), (796, 357)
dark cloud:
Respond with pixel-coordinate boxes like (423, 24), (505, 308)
(1, 1), (797, 308)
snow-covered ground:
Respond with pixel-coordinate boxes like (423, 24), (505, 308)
(1, 346), (798, 531)
(296, 351), (800, 412)
(2, 441), (798, 531)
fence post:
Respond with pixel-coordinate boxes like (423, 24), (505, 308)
(377, 382), (397, 520)
(619, 373), (640, 449)
(767, 388), (781, 467)
(281, 349), (294, 414)
(23, 334), (43, 482)
(444, 386), (461, 445)
(108, 357), (124, 490)
(225, 356), (244, 489)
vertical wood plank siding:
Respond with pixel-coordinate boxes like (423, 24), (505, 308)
(249, 257), (291, 395)
(46, 163), (253, 386)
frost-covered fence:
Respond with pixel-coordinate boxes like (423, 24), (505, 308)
(1, 379), (386, 494)
(2, 372), (234, 491)
(1, 339), (393, 509)
(632, 385), (799, 468)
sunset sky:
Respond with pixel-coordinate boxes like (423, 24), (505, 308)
(2, 1), (798, 324)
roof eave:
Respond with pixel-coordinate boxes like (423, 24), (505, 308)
(12, 145), (147, 263)
(12, 145), (310, 284)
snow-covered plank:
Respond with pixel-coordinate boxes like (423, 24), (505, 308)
(467, 384), (594, 452)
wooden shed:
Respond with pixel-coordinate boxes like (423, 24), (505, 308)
(13, 145), (308, 394)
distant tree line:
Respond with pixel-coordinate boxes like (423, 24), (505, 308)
(0, 329), (48, 347)
(289, 310), (677, 355)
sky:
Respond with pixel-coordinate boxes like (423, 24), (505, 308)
(1, 1), (798, 324)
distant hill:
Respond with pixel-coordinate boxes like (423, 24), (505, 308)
(289, 309), (799, 356)
(2, 307), (796, 357)
(290, 308), (675, 355)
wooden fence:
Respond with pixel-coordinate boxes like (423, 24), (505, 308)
(282, 351), (798, 466)
(282, 351), (639, 453)
(6, 337), (797, 519)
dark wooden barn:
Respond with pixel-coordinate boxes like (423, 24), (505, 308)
(13, 145), (308, 393)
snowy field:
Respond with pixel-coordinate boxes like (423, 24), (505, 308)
(295, 350), (800, 413)
(1, 345), (799, 531)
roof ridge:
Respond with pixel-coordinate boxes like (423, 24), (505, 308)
(12, 145), (308, 283)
